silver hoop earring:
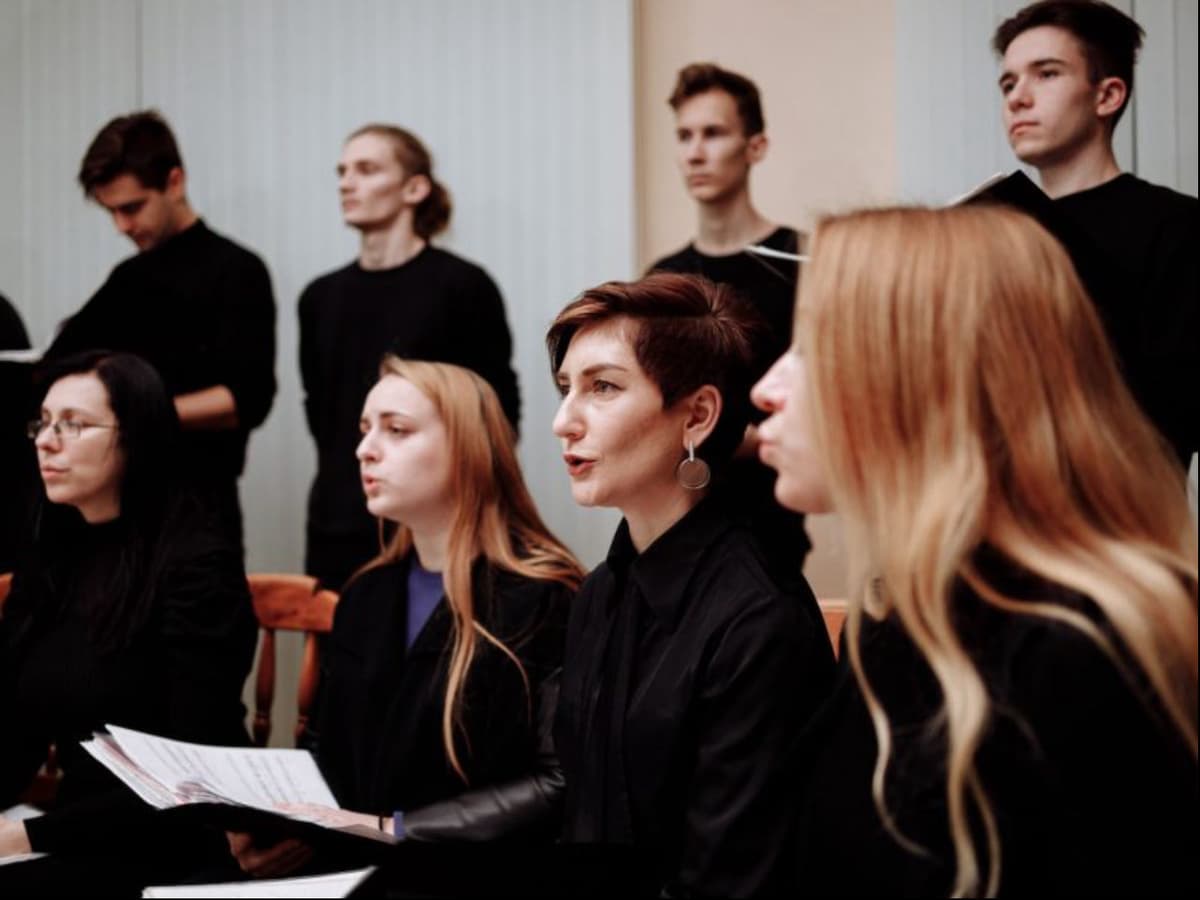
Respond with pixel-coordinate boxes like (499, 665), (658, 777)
(676, 439), (711, 491)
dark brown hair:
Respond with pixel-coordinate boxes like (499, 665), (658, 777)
(546, 272), (762, 468)
(348, 124), (452, 239)
(668, 62), (765, 137)
(992, 0), (1144, 128)
(78, 110), (184, 196)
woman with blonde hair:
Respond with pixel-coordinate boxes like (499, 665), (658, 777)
(753, 205), (1197, 897)
(230, 356), (582, 877)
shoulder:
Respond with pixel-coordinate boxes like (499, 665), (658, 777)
(647, 243), (696, 275)
(337, 559), (406, 615)
(196, 223), (270, 271)
(424, 246), (498, 287)
(299, 262), (358, 305)
(484, 567), (573, 633)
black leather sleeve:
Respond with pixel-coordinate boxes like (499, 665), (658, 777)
(403, 669), (564, 841)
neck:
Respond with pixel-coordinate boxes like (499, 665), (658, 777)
(1037, 140), (1121, 199)
(167, 204), (199, 240)
(623, 488), (703, 554)
(358, 219), (427, 271)
(409, 520), (451, 572)
(694, 190), (773, 256)
(79, 498), (120, 525)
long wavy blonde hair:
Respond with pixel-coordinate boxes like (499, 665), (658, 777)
(798, 205), (1197, 897)
(356, 357), (584, 782)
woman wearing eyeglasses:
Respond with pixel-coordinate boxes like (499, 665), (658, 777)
(0, 350), (256, 890)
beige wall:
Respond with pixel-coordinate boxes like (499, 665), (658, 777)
(635, 0), (897, 598)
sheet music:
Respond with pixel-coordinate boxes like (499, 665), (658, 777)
(83, 725), (338, 820)
(142, 866), (375, 898)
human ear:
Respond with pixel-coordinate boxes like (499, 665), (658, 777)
(1094, 76), (1127, 123)
(401, 173), (433, 205)
(681, 384), (722, 450)
(746, 132), (768, 165)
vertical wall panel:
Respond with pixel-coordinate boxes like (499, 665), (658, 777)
(0, 0), (138, 343)
(132, 0), (634, 581)
(895, 0), (1147, 203)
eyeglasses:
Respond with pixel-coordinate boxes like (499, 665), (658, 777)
(27, 418), (118, 441)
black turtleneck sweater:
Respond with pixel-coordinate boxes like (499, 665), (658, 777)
(44, 220), (277, 488)
(0, 513), (256, 853)
(298, 247), (520, 589)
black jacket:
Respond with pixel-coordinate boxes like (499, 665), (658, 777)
(307, 555), (570, 840)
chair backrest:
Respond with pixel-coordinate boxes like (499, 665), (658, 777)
(0, 571), (11, 608)
(818, 598), (848, 657)
(247, 573), (339, 747)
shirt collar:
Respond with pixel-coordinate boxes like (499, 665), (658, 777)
(604, 498), (731, 627)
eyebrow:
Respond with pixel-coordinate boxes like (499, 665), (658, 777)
(556, 362), (630, 381)
(39, 406), (97, 419)
(999, 56), (1068, 84)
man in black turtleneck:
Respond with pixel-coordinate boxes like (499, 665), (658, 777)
(648, 63), (811, 584)
(994, 1), (1197, 469)
(44, 111), (277, 555)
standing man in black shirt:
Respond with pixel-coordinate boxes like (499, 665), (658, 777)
(649, 62), (812, 577)
(299, 124), (520, 591)
(0, 294), (34, 571)
(994, 1), (1197, 468)
(44, 111), (277, 555)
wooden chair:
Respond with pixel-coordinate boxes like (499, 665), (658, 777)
(1, 571), (63, 807)
(818, 598), (848, 658)
(247, 573), (339, 747)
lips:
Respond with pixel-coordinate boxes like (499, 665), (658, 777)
(563, 454), (596, 477)
(1010, 121), (1037, 136)
(361, 474), (381, 492)
(40, 466), (68, 479)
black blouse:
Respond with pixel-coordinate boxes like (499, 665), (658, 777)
(792, 572), (1198, 897)
(0, 513), (257, 852)
(555, 498), (835, 897)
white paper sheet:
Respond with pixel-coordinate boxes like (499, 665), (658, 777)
(142, 866), (375, 898)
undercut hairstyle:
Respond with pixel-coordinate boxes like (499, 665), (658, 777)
(78, 110), (185, 196)
(348, 124), (452, 240)
(992, 0), (1144, 128)
(668, 62), (766, 137)
(546, 272), (763, 470)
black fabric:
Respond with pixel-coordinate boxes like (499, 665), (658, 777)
(0, 293), (34, 572)
(0, 512), (257, 852)
(43, 220), (277, 550)
(556, 499), (835, 898)
(792, 569), (1198, 897)
(1054, 174), (1197, 466)
(649, 227), (811, 578)
(298, 250), (520, 590)
(307, 555), (568, 840)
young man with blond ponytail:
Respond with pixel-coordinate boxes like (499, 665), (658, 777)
(299, 125), (520, 591)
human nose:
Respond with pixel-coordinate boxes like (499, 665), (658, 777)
(112, 212), (134, 235)
(751, 353), (790, 415)
(355, 429), (378, 462)
(1006, 77), (1032, 111)
(33, 421), (61, 450)
(685, 135), (705, 163)
(552, 392), (583, 441)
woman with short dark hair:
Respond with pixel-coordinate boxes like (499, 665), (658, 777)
(547, 272), (835, 897)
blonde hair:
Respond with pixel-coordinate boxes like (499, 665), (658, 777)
(798, 205), (1197, 896)
(356, 357), (584, 782)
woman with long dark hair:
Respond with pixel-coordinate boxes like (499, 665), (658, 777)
(0, 351), (256, 880)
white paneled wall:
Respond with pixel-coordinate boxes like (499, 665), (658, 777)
(3, 0), (633, 579)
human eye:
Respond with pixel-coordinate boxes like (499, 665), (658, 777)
(62, 419), (85, 439)
(1037, 66), (1060, 80)
(358, 419), (370, 435)
(387, 423), (410, 436)
(593, 379), (619, 396)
